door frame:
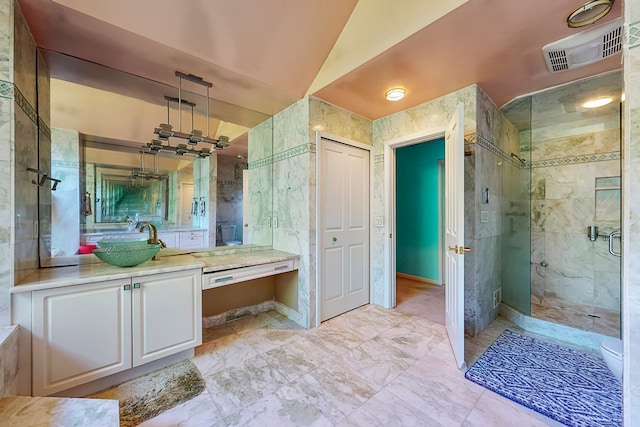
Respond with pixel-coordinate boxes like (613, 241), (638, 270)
(315, 131), (374, 328)
(383, 129), (446, 309)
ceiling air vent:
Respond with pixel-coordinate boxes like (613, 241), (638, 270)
(542, 17), (622, 73)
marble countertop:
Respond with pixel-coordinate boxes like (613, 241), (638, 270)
(13, 255), (206, 293)
(14, 248), (300, 293)
(197, 249), (300, 273)
(0, 395), (119, 427)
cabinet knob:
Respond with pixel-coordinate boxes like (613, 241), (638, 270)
(133, 283), (140, 289)
(123, 284), (131, 291)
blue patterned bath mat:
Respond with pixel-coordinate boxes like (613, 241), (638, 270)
(465, 330), (622, 427)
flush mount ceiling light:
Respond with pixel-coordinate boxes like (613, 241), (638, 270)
(567, 0), (614, 28)
(385, 87), (406, 101)
(583, 96), (613, 108)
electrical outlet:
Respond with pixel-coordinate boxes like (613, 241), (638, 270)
(375, 216), (384, 227)
(273, 217), (278, 228)
(493, 288), (502, 309)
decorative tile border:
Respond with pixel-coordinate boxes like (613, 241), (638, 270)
(374, 153), (384, 163)
(248, 142), (314, 169)
(531, 151), (621, 168)
(14, 86), (37, 125)
(38, 119), (51, 140)
(217, 179), (242, 186)
(629, 21), (640, 49)
(470, 133), (525, 168)
(51, 160), (80, 169)
(0, 80), (14, 99)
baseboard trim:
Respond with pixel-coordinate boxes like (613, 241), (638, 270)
(396, 272), (441, 286)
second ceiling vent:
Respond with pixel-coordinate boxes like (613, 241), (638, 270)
(542, 17), (622, 73)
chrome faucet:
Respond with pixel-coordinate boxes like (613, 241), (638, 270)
(138, 221), (167, 260)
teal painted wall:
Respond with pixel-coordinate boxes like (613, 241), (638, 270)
(396, 139), (445, 281)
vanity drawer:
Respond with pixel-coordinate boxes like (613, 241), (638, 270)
(179, 231), (204, 249)
(202, 260), (295, 290)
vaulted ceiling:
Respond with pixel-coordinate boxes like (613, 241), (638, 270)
(18, 0), (622, 121)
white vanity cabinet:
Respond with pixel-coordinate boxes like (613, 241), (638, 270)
(31, 269), (202, 396)
(179, 230), (205, 249)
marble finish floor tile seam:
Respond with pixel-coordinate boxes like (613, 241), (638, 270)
(150, 307), (571, 426)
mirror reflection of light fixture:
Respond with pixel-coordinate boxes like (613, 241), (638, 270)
(567, 0), (614, 28)
(583, 96), (613, 108)
(385, 87), (406, 101)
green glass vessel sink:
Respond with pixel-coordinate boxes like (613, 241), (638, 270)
(93, 244), (161, 267)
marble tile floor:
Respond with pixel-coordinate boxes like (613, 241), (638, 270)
(395, 276), (445, 325)
(531, 295), (620, 338)
(141, 305), (562, 426)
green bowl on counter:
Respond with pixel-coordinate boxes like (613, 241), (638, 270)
(93, 244), (161, 267)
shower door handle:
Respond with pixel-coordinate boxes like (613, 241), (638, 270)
(609, 231), (621, 257)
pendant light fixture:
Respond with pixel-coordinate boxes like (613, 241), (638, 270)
(148, 71), (229, 158)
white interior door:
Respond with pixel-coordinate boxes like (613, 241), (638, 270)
(445, 102), (466, 369)
(320, 138), (370, 321)
(242, 169), (249, 243)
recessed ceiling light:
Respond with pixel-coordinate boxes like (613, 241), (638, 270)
(583, 96), (613, 108)
(385, 88), (406, 101)
(567, 0), (614, 28)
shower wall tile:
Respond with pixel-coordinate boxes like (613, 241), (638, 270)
(309, 97), (372, 145)
(216, 158), (244, 243)
(624, 2), (640, 422)
(543, 266), (595, 307)
(14, 102), (38, 284)
(594, 270), (622, 312)
(38, 129), (51, 261)
(36, 50), (50, 128)
(0, 0), (12, 83)
(248, 117), (273, 163)
(476, 86), (519, 155)
(0, 94), (12, 326)
(51, 128), (81, 257)
(544, 232), (593, 272)
(475, 147), (502, 240)
(12, 1), (35, 107)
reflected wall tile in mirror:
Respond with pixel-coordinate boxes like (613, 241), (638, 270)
(51, 128), (80, 256)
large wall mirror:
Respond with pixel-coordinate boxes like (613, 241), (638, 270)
(41, 50), (274, 265)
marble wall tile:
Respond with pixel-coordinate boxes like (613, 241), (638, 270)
(271, 99), (313, 328)
(51, 128), (80, 256)
(543, 266), (595, 306)
(215, 157), (244, 244)
(0, 0), (12, 83)
(308, 97), (372, 145)
(14, 102), (38, 283)
(12, 1), (35, 107)
(38, 129), (51, 261)
(0, 324), (18, 397)
(273, 97), (308, 153)
(36, 49), (50, 128)
(594, 270), (621, 312)
(623, 3), (640, 421)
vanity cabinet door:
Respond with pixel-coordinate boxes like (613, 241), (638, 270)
(158, 231), (177, 248)
(131, 269), (202, 366)
(32, 279), (132, 396)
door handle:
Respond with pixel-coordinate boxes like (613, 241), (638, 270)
(609, 231), (621, 257)
(448, 245), (471, 255)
